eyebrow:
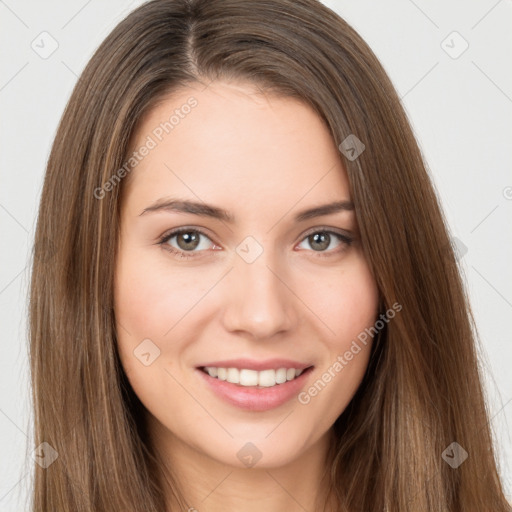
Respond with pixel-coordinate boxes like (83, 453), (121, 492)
(139, 197), (354, 223)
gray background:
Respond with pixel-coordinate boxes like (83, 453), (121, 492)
(1, 0), (511, 509)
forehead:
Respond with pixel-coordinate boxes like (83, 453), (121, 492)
(123, 81), (351, 218)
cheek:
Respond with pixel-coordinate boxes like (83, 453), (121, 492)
(114, 243), (211, 341)
(113, 244), (184, 379)
(113, 247), (197, 416)
(305, 255), (379, 349)
(296, 255), (379, 415)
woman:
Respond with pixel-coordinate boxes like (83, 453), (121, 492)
(29, 0), (511, 510)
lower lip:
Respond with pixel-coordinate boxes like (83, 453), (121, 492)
(196, 367), (314, 412)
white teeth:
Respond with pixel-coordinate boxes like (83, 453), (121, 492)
(203, 366), (307, 387)
(275, 368), (287, 384)
(258, 369), (275, 387)
(239, 369), (259, 386)
(226, 367), (239, 384)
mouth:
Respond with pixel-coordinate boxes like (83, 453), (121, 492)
(198, 365), (313, 388)
(195, 363), (315, 411)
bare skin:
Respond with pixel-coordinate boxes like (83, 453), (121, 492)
(114, 80), (379, 512)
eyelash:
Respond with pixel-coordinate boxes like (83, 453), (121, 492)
(157, 226), (353, 260)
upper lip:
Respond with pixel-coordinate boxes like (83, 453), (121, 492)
(196, 358), (313, 371)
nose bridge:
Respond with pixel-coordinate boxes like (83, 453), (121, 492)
(221, 237), (296, 338)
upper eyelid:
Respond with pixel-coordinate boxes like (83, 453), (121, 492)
(301, 225), (352, 238)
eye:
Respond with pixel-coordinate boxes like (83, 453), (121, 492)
(158, 227), (216, 259)
(296, 228), (353, 256)
(158, 226), (354, 260)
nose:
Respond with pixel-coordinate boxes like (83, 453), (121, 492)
(220, 249), (298, 340)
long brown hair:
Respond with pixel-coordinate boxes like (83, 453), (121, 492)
(28, 0), (511, 510)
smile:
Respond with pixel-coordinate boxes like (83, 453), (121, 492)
(200, 366), (305, 388)
(196, 365), (314, 411)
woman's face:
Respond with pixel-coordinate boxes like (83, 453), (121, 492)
(114, 80), (379, 469)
